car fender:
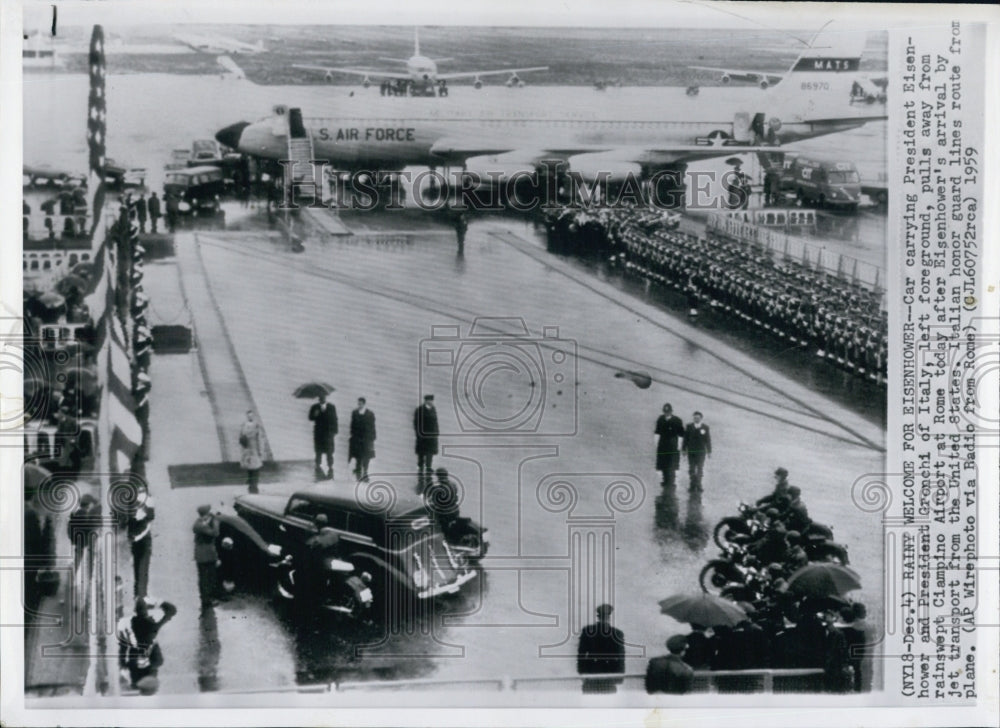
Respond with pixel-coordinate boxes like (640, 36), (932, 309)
(215, 512), (273, 556)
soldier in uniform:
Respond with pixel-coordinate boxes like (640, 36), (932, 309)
(654, 403), (685, 489)
(577, 604), (626, 693)
(682, 411), (712, 490)
(192, 505), (220, 608)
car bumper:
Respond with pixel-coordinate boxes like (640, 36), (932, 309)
(417, 569), (477, 599)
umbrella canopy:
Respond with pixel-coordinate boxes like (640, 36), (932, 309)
(783, 563), (862, 597)
(56, 274), (88, 297)
(293, 382), (335, 399)
(66, 367), (99, 396)
(659, 592), (748, 627)
(23, 462), (53, 496)
(724, 157), (745, 167)
(70, 262), (94, 280)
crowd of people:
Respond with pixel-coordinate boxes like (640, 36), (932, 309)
(675, 468), (872, 692)
(543, 207), (888, 382)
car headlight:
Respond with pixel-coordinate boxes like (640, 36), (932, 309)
(220, 536), (234, 551)
(265, 543), (282, 557)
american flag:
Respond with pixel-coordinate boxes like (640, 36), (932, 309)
(85, 25), (106, 240)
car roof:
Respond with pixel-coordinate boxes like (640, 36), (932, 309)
(291, 489), (428, 520)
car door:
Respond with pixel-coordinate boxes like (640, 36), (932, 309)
(279, 496), (321, 550)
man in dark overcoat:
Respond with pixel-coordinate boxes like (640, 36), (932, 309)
(348, 397), (376, 481)
(577, 603), (626, 693)
(309, 394), (338, 479)
(654, 403), (685, 488)
(413, 394), (439, 476)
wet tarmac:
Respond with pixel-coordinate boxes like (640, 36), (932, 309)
(22, 71), (888, 700)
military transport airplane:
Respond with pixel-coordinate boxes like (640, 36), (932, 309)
(689, 64), (786, 89)
(293, 27), (547, 89)
(216, 29), (884, 191)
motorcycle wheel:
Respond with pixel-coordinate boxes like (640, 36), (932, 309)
(699, 560), (737, 594)
(713, 517), (749, 549)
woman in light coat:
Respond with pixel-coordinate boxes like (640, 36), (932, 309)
(238, 410), (264, 493)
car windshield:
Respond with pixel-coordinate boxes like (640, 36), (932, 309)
(165, 174), (190, 185)
(827, 170), (860, 184)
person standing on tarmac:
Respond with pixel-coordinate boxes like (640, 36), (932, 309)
(348, 398), (376, 482)
(682, 411), (712, 490)
(136, 193), (148, 233)
(147, 192), (161, 234)
(454, 213), (468, 253)
(654, 403), (685, 489)
(577, 604), (626, 694)
(192, 505), (220, 609)
(413, 394), (439, 482)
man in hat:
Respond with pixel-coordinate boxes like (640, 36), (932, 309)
(193, 505), (220, 608)
(654, 403), (685, 489)
(682, 411), (712, 491)
(127, 481), (155, 599)
(413, 394), (439, 478)
(757, 467), (791, 507)
(308, 393), (338, 479)
(577, 603), (626, 693)
(118, 596), (176, 691)
(348, 397), (376, 482)
(645, 634), (694, 694)
(136, 193), (148, 233)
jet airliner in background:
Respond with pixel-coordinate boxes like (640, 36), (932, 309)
(293, 27), (547, 89)
(174, 31), (265, 54)
(217, 29), (885, 194)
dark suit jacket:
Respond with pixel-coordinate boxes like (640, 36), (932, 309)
(413, 404), (439, 455)
(655, 414), (685, 470)
(645, 654), (694, 694)
(349, 408), (376, 460)
(683, 422), (712, 456)
(577, 622), (625, 675)
(309, 403), (338, 450)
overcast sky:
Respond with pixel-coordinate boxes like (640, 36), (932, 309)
(17, 0), (971, 32)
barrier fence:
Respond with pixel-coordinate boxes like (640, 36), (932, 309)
(706, 212), (885, 295)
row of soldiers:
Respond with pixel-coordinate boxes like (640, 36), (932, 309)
(543, 208), (887, 382)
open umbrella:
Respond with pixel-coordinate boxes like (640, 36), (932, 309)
(659, 592), (748, 627)
(56, 274), (88, 297)
(38, 291), (66, 310)
(783, 563), (862, 597)
(293, 382), (335, 399)
(724, 157), (745, 167)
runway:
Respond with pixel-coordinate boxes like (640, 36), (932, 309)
(127, 204), (885, 696)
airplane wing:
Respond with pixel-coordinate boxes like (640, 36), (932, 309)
(689, 65), (785, 82)
(436, 66), (548, 81)
(293, 64), (411, 80)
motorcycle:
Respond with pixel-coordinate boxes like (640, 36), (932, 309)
(274, 550), (374, 620)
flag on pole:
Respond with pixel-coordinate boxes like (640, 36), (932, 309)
(85, 25), (107, 240)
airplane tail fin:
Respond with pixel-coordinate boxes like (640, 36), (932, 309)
(767, 26), (870, 120)
(414, 27), (420, 56)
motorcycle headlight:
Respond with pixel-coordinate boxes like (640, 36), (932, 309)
(265, 543), (282, 557)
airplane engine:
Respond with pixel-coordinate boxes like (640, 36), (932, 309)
(506, 74), (523, 88)
(362, 76), (371, 88)
(324, 71), (334, 83)
(720, 73), (731, 84)
(463, 156), (538, 187)
(759, 79), (770, 90)
(473, 77), (483, 89)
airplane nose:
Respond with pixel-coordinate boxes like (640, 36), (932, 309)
(215, 121), (250, 150)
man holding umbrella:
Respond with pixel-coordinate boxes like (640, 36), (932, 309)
(299, 384), (337, 480)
